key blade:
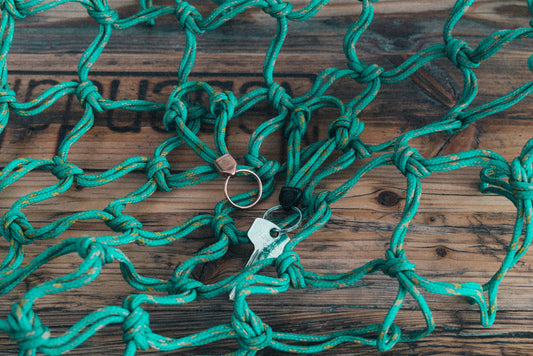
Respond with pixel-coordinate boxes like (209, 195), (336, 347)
(243, 248), (260, 269)
(230, 218), (285, 301)
(229, 247), (260, 300)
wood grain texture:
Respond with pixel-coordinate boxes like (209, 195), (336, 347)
(1, 0), (533, 355)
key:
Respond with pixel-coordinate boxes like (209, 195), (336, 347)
(229, 218), (289, 300)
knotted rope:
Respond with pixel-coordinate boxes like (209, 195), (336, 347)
(0, 0), (532, 354)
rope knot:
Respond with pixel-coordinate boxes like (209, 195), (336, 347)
(268, 82), (295, 113)
(350, 137), (372, 158)
(509, 144), (533, 200)
(328, 114), (364, 150)
(264, 0), (293, 18)
(76, 238), (115, 265)
(146, 156), (172, 192)
(276, 251), (306, 288)
(285, 106), (310, 137)
(0, 210), (34, 245)
(351, 63), (383, 83)
(103, 208), (142, 233)
(122, 306), (152, 351)
(0, 0), (26, 18)
(7, 306), (50, 351)
(257, 159), (280, 181)
(51, 156), (84, 180)
(209, 91), (236, 120)
(167, 276), (202, 296)
(511, 157), (530, 182)
(211, 213), (237, 243)
(393, 145), (430, 178)
(244, 154), (280, 181)
(231, 311), (273, 351)
(307, 190), (330, 213)
(163, 98), (188, 132)
(87, 7), (119, 25)
(0, 86), (16, 104)
(76, 81), (103, 112)
(175, 0), (203, 34)
(383, 250), (415, 278)
(445, 38), (479, 69)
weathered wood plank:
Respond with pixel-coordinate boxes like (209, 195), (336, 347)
(1, 0), (533, 355)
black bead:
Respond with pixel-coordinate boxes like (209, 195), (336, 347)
(279, 186), (302, 211)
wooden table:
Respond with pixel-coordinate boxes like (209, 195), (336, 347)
(1, 1), (533, 354)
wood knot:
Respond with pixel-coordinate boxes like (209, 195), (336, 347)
(377, 190), (400, 207)
(436, 247), (448, 258)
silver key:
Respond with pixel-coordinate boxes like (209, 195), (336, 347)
(229, 218), (289, 300)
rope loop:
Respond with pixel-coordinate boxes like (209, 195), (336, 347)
(276, 251), (306, 288)
(103, 208), (143, 233)
(146, 156), (172, 192)
(376, 323), (402, 352)
(382, 250), (415, 278)
(51, 156), (84, 181)
(263, 0), (293, 19)
(231, 311), (273, 351)
(0, 210), (34, 245)
(6, 307), (50, 351)
(393, 145), (430, 178)
(87, 7), (119, 25)
(445, 38), (479, 69)
(268, 82), (295, 113)
(209, 90), (237, 120)
(76, 81), (103, 112)
(122, 306), (152, 351)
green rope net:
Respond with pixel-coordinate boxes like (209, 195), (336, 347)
(0, 0), (533, 354)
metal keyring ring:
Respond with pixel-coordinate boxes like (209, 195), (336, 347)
(262, 204), (302, 234)
(224, 169), (263, 209)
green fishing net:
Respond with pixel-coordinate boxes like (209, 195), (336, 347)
(0, 0), (533, 354)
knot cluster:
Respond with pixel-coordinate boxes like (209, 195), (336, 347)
(122, 307), (153, 351)
(6, 306), (50, 351)
(382, 250), (416, 278)
(146, 156), (172, 191)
